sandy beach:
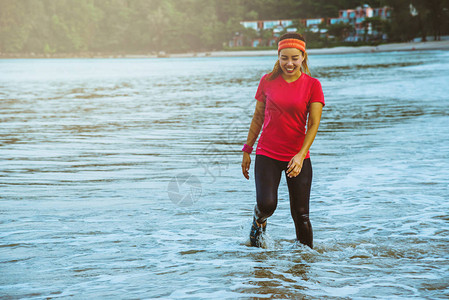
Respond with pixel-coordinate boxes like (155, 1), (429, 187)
(171, 40), (449, 58)
(1, 40), (448, 59)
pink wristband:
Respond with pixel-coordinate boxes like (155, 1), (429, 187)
(242, 144), (253, 154)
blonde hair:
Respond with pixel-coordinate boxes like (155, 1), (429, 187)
(267, 32), (311, 81)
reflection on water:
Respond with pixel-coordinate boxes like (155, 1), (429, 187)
(314, 61), (423, 78)
(1, 51), (449, 298)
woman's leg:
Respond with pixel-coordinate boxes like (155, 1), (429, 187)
(286, 158), (313, 248)
(254, 155), (283, 223)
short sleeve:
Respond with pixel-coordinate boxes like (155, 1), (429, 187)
(309, 79), (325, 107)
(255, 74), (268, 103)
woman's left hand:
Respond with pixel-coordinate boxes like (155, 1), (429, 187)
(286, 154), (304, 178)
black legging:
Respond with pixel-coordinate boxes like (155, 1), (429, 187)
(254, 154), (313, 248)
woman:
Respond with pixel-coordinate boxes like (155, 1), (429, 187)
(241, 33), (325, 249)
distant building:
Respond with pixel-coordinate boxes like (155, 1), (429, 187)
(229, 5), (391, 47)
(229, 19), (295, 47)
(240, 19), (294, 31)
(300, 18), (324, 33)
(329, 5), (391, 41)
(229, 34), (244, 48)
(230, 17), (326, 47)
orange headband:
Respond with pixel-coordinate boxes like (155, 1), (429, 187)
(278, 39), (306, 53)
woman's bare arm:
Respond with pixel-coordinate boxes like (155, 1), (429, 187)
(242, 100), (265, 180)
(298, 102), (324, 159)
(286, 102), (323, 177)
(246, 100), (265, 147)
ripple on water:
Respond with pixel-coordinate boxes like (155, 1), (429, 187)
(1, 52), (449, 299)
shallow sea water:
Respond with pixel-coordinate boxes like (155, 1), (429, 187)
(1, 51), (448, 299)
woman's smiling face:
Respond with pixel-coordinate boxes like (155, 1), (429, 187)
(279, 48), (304, 77)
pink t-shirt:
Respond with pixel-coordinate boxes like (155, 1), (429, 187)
(255, 72), (325, 161)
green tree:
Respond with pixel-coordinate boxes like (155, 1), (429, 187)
(327, 22), (353, 42)
(242, 27), (258, 47)
(0, 0), (31, 52)
(245, 10), (259, 21)
(290, 19), (307, 35)
(388, 0), (419, 42)
(3, 0), (445, 54)
(410, 0), (430, 42)
(361, 16), (383, 41)
(423, 0), (448, 40)
(91, 0), (129, 52)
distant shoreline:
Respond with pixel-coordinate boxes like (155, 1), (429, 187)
(2, 40), (449, 59)
(174, 40), (449, 58)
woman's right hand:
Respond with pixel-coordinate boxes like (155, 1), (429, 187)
(241, 152), (251, 180)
